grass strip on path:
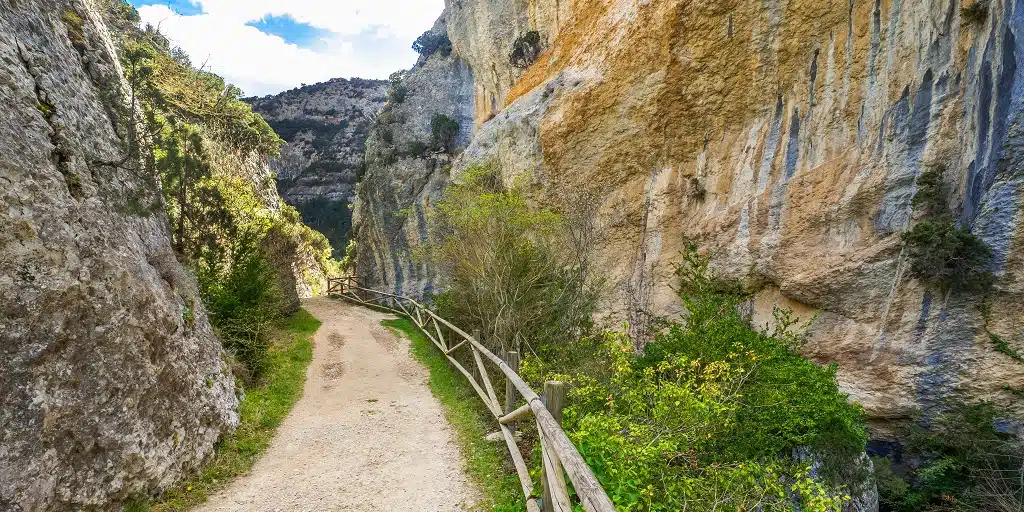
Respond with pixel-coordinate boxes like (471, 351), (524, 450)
(382, 318), (525, 512)
(134, 309), (320, 511)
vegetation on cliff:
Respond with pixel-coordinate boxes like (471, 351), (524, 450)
(102, 0), (335, 379)
(418, 165), (868, 511)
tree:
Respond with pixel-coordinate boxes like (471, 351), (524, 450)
(412, 30), (452, 58)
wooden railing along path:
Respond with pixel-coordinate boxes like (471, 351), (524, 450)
(327, 276), (615, 512)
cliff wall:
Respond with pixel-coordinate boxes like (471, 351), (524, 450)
(0, 0), (238, 508)
(358, 0), (1024, 432)
(248, 79), (388, 257)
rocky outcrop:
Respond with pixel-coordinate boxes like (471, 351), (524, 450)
(353, 15), (475, 296)
(357, 0), (1024, 432)
(248, 78), (388, 256)
(0, 0), (238, 509)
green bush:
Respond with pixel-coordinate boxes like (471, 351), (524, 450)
(430, 113), (459, 154)
(903, 167), (993, 291)
(388, 84), (408, 104)
(902, 216), (993, 291)
(875, 403), (1023, 511)
(197, 232), (282, 381)
(509, 31), (542, 68)
(541, 245), (867, 511)
(412, 30), (452, 58)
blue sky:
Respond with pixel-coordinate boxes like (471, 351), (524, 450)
(130, 0), (444, 96)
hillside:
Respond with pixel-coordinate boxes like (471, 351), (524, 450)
(247, 78), (388, 257)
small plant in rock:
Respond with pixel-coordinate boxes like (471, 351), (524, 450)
(961, 1), (988, 24)
(387, 83), (408, 104)
(430, 113), (460, 154)
(62, 9), (87, 53)
(509, 31), (542, 68)
(405, 140), (430, 159)
(902, 167), (994, 292)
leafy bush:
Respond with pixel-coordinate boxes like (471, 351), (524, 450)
(388, 83), (408, 104)
(424, 166), (600, 356)
(197, 231), (282, 381)
(430, 113), (460, 153)
(509, 31), (542, 68)
(412, 30), (452, 58)
(903, 167), (993, 291)
(543, 245), (867, 511)
(875, 403), (1023, 512)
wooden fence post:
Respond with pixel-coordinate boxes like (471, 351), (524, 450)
(541, 381), (569, 512)
(471, 329), (482, 383)
(505, 351), (520, 428)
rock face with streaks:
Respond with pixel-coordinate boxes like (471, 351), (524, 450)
(353, 15), (475, 296)
(358, 0), (1024, 433)
(248, 79), (388, 256)
(0, 0), (238, 509)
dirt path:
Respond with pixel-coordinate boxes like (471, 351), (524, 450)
(197, 297), (481, 512)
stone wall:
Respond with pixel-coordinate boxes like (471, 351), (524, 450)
(0, 0), (238, 508)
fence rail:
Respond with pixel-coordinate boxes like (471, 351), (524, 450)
(327, 276), (615, 512)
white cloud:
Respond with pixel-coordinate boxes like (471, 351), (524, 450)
(136, 0), (444, 96)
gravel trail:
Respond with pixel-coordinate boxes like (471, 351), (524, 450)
(197, 298), (481, 512)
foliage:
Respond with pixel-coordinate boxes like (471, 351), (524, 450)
(196, 231), (282, 381)
(340, 239), (358, 273)
(424, 165), (601, 357)
(388, 83), (408, 104)
(430, 113), (460, 154)
(509, 31), (542, 68)
(412, 30), (452, 58)
(874, 403), (1023, 512)
(383, 319), (524, 511)
(294, 197), (353, 259)
(961, 1), (989, 24)
(405, 140), (430, 159)
(988, 331), (1024, 362)
(62, 9), (87, 52)
(138, 310), (319, 511)
(903, 167), (994, 292)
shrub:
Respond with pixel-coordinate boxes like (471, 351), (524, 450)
(197, 231), (282, 381)
(430, 113), (460, 153)
(424, 165), (601, 355)
(903, 167), (993, 291)
(875, 403), (1023, 512)
(412, 30), (452, 58)
(405, 140), (430, 159)
(388, 83), (408, 104)
(903, 216), (993, 291)
(962, 1), (988, 24)
(546, 245), (867, 511)
(509, 31), (542, 68)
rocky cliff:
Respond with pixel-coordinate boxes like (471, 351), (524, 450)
(356, 0), (1024, 433)
(353, 15), (475, 296)
(248, 78), (388, 257)
(0, 0), (238, 508)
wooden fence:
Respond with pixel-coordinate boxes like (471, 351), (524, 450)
(327, 276), (616, 512)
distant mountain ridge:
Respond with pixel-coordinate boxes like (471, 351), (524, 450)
(247, 77), (388, 257)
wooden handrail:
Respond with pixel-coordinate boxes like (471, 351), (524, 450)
(327, 277), (616, 512)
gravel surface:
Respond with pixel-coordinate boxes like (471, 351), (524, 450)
(197, 298), (481, 511)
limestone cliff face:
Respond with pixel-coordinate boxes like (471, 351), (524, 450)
(0, 0), (238, 508)
(358, 0), (1024, 431)
(353, 15), (475, 296)
(248, 79), (388, 256)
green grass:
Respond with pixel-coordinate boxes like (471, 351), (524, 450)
(131, 309), (320, 511)
(382, 318), (524, 512)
